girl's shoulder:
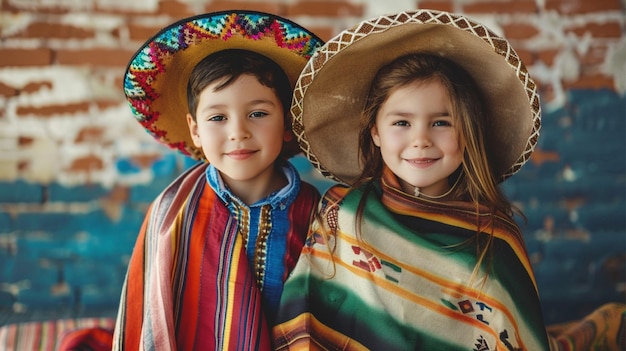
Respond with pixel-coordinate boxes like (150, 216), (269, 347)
(322, 184), (351, 202)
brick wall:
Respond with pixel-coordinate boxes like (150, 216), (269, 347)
(0, 0), (624, 326)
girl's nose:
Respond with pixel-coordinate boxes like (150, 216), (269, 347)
(412, 126), (432, 148)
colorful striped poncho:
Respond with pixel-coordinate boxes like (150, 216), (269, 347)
(112, 162), (319, 350)
(273, 169), (553, 351)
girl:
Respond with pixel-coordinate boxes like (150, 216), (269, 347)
(273, 10), (624, 351)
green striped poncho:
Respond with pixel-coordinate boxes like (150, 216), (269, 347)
(273, 169), (552, 351)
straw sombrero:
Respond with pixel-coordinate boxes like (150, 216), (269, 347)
(124, 10), (324, 160)
(293, 10), (541, 185)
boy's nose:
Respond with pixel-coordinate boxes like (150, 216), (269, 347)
(229, 120), (251, 140)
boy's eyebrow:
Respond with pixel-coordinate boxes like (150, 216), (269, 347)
(198, 99), (278, 112)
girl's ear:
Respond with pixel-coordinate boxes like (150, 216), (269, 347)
(186, 113), (202, 147)
(371, 125), (381, 147)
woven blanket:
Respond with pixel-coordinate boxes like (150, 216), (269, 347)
(0, 317), (114, 351)
(114, 162), (319, 350)
(274, 169), (553, 350)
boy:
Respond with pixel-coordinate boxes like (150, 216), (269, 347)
(111, 11), (323, 350)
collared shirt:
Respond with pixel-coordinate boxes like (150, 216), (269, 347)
(206, 162), (302, 320)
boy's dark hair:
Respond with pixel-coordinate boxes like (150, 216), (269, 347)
(186, 48), (292, 126)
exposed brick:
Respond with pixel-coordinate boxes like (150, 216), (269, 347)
(0, 81), (18, 97)
(75, 126), (105, 143)
(578, 45), (609, 66)
(286, 1), (365, 17)
(65, 154), (105, 173)
(18, 136), (34, 146)
(55, 48), (135, 67)
(203, 1), (285, 15)
(103, 185), (130, 204)
(417, 1), (454, 13)
(95, 99), (121, 110)
(530, 148), (560, 166)
(566, 22), (623, 39)
(16, 102), (90, 117)
(501, 22), (540, 40)
(308, 25), (335, 42)
(544, 0), (623, 14)
(462, 0), (538, 14)
(564, 74), (615, 90)
(22, 81), (53, 94)
(157, 0), (195, 19)
(0, 48), (53, 67)
(9, 22), (95, 40)
(511, 48), (535, 67)
(17, 160), (29, 172)
(125, 23), (164, 42)
(130, 153), (164, 169)
(536, 48), (560, 66)
(2, 1), (74, 14)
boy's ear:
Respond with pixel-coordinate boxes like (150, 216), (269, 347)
(283, 130), (293, 142)
(281, 130), (301, 159)
(186, 113), (202, 147)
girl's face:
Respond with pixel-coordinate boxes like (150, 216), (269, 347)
(371, 79), (463, 197)
(187, 74), (288, 194)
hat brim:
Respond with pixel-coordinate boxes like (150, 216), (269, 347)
(293, 10), (540, 185)
(124, 10), (324, 160)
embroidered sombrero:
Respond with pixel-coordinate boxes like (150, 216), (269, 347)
(124, 10), (324, 160)
(293, 10), (541, 185)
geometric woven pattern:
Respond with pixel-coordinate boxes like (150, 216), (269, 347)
(292, 10), (541, 183)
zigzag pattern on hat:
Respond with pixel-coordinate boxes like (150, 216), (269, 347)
(123, 12), (322, 158)
(292, 9), (541, 183)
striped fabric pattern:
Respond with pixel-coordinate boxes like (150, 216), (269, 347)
(0, 317), (114, 351)
(113, 162), (319, 350)
(274, 169), (552, 351)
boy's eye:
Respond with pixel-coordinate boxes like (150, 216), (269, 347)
(250, 111), (268, 118)
(207, 115), (225, 122)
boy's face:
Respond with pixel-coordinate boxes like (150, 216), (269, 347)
(187, 74), (287, 186)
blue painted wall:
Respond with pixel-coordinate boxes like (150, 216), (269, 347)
(0, 89), (624, 326)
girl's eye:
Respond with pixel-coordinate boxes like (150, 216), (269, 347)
(250, 111), (268, 118)
(433, 120), (452, 127)
(393, 120), (410, 127)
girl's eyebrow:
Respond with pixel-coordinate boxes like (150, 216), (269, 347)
(383, 110), (450, 118)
